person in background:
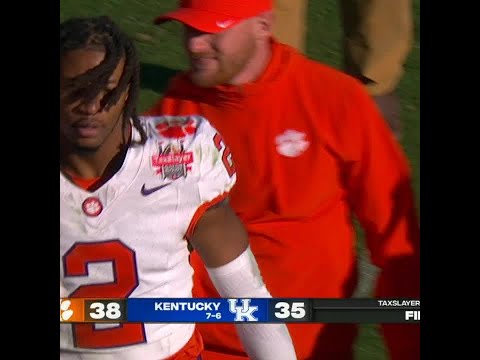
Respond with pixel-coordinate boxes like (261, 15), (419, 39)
(273, 0), (414, 139)
(148, 0), (420, 359)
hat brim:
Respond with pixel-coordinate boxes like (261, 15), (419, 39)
(154, 8), (240, 34)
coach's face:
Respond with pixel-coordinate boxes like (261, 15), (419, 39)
(60, 49), (128, 151)
(184, 20), (257, 87)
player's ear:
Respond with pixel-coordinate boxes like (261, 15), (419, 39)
(123, 85), (131, 103)
(253, 11), (273, 40)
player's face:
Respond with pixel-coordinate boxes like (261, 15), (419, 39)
(184, 20), (256, 87)
(60, 49), (128, 151)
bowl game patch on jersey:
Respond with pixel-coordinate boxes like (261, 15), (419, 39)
(142, 116), (201, 180)
(152, 142), (194, 180)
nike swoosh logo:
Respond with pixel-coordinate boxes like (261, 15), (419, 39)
(141, 183), (172, 196)
(216, 20), (234, 29)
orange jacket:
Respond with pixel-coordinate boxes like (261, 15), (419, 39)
(147, 40), (420, 360)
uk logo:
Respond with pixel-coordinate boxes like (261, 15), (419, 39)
(227, 299), (258, 322)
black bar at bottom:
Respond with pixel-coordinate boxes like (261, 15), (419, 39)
(312, 309), (420, 323)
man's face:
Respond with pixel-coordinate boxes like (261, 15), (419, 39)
(184, 20), (256, 87)
(60, 49), (128, 151)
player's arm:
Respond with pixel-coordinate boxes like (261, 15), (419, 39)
(189, 199), (248, 267)
(189, 201), (297, 360)
(184, 116), (296, 359)
(340, 81), (419, 360)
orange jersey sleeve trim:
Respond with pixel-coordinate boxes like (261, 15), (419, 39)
(185, 192), (230, 240)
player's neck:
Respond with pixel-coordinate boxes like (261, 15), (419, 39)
(60, 124), (132, 180)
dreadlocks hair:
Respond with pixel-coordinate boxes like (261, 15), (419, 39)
(60, 15), (147, 144)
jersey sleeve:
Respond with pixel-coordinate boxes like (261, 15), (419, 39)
(184, 116), (237, 238)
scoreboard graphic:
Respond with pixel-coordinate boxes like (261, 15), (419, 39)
(60, 298), (420, 324)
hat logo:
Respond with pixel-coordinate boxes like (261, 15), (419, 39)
(216, 20), (234, 29)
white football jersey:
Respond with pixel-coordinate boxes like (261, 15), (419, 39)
(60, 115), (236, 360)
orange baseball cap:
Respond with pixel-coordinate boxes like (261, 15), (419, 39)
(154, 0), (273, 33)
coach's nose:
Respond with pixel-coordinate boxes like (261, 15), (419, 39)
(184, 27), (213, 54)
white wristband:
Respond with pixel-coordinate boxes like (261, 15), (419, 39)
(206, 247), (297, 360)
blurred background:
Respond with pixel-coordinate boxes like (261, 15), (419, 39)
(60, 1), (420, 359)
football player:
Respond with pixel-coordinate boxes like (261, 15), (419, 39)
(60, 15), (296, 360)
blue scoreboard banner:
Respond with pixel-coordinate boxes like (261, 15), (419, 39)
(60, 298), (420, 324)
(128, 298), (270, 322)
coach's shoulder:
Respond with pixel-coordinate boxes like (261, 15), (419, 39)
(304, 57), (363, 92)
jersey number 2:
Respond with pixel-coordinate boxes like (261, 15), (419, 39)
(213, 133), (236, 177)
(63, 240), (146, 349)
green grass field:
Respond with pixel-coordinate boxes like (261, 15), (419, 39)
(60, 1), (420, 359)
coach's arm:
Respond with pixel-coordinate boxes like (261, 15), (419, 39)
(340, 82), (420, 360)
(189, 200), (298, 360)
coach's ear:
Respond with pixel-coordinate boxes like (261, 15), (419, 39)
(253, 11), (273, 40)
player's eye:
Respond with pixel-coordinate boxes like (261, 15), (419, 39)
(61, 88), (86, 104)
